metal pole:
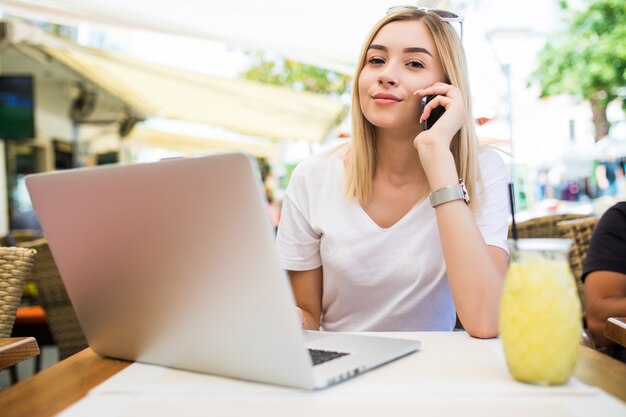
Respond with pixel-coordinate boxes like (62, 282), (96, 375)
(503, 63), (517, 209)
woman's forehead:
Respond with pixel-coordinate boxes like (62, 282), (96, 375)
(371, 19), (434, 48)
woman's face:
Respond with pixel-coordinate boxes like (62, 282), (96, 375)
(358, 19), (445, 132)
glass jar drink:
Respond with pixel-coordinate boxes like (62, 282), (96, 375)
(500, 238), (582, 385)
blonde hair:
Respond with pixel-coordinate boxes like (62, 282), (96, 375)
(344, 9), (483, 212)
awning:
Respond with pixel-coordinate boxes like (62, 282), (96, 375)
(127, 125), (280, 159)
(0, 0), (405, 74)
(6, 19), (348, 142)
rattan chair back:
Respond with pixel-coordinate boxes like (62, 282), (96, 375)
(19, 238), (88, 359)
(557, 216), (599, 310)
(0, 247), (36, 338)
(509, 213), (590, 239)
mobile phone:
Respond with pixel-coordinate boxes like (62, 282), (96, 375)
(421, 95), (446, 130)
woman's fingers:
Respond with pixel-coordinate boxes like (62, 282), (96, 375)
(418, 94), (453, 124)
(414, 83), (466, 133)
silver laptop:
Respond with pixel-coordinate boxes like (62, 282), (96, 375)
(26, 153), (420, 390)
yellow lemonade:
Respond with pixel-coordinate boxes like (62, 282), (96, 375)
(500, 239), (582, 385)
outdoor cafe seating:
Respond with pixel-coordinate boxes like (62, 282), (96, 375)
(16, 238), (88, 361)
(0, 246), (38, 382)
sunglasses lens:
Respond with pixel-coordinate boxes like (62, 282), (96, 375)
(433, 10), (459, 19)
(386, 6), (460, 20)
(385, 5), (463, 40)
(387, 5), (410, 14)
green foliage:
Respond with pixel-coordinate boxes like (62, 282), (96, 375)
(241, 52), (351, 97)
(531, 0), (626, 110)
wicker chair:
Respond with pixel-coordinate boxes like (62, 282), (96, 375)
(509, 213), (590, 239)
(557, 216), (599, 349)
(556, 217), (599, 309)
(19, 238), (88, 360)
(0, 246), (37, 383)
(0, 247), (36, 338)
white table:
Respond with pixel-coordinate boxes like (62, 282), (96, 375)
(56, 332), (626, 417)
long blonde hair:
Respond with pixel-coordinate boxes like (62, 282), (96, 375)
(344, 9), (483, 212)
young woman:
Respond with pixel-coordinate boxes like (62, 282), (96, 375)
(276, 7), (510, 338)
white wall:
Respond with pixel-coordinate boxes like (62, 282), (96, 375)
(0, 44), (128, 232)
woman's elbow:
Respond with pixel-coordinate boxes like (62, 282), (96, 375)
(462, 317), (500, 339)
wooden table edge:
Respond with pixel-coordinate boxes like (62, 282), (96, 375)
(575, 346), (626, 403)
(605, 316), (626, 348)
(0, 348), (130, 417)
(0, 337), (40, 369)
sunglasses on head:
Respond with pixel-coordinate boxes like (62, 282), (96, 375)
(386, 5), (464, 40)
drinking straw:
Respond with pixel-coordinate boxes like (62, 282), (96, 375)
(508, 182), (518, 240)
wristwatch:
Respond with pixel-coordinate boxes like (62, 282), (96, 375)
(429, 179), (470, 207)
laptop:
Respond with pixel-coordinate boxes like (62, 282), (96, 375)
(25, 153), (420, 390)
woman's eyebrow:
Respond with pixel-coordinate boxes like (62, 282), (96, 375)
(404, 47), (432, 57)
(368, 44), (387, 52)
(367, 44), (432, 57)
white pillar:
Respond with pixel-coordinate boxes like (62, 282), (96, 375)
(0, 144), (9, 235)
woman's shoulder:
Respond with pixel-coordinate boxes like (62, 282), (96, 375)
(477, 146), (508, 179)
(478, 146), (506, 166)
(287, 143), (348, 192)
(478, 146), (509, 182)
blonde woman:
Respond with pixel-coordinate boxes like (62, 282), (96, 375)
(277, 7), (510, 338)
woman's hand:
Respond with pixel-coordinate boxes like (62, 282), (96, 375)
(414, 82), (466, 147)
(289, 268), (322, 330)
(412, 82), (467, 189)
(296, 306), (309, 328)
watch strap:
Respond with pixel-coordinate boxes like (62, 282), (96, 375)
(429, 180), (470, 207)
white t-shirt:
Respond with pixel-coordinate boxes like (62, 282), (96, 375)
(276, 146), (510, 332)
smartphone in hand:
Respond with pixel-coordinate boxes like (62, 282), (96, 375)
(421, 95), (446, 130)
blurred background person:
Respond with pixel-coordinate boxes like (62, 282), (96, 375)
(583, 201), (626, 363)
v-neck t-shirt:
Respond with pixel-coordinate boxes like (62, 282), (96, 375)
(276, 145), (510, 331)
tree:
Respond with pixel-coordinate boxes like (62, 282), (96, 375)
(240, 52), (351, 97)
(530, 0), (626, 141)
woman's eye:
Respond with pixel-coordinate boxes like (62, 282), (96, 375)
(407, 60), (424, 69)
(367, 57), (385, 64)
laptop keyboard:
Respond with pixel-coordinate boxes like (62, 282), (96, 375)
(308, 348), (350, 366)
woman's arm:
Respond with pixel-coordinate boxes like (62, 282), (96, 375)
(434, 197), (508, 338)
(415, 83), (507, 338)
(584, 271), (626, 346)
(289, 267), (323, 330)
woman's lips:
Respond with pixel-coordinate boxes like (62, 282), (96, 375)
(373, 93), (402, 104)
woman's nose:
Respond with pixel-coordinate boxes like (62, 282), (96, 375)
(378, 73), (397, 86)
(378, 66), (398, 86)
